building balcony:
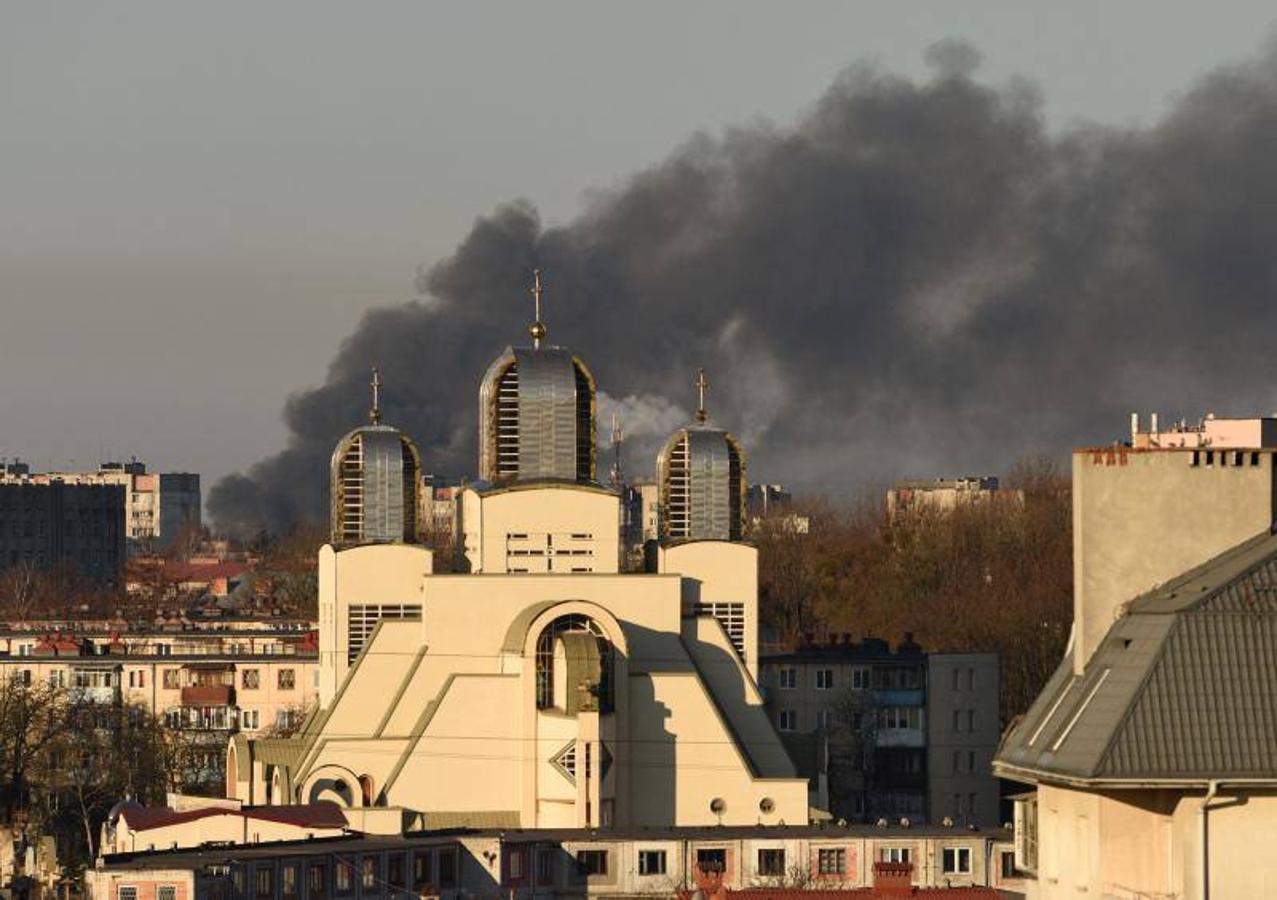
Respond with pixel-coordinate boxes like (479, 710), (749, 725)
(70, 686), (120, 704)
(181, 684), (235, 705)
(875, 727), (926, 748)
(873, 689), (924, 707)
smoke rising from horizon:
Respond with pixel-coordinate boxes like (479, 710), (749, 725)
(210, 39), (1277, 535)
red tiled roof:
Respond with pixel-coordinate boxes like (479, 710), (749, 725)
(120, 802), (346, 832)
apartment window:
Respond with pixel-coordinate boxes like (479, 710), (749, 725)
(942, 848), (972, 875)
(360, 855), (379, 891)
(757, 849), (785, 877)
(953, 750), (962, 773)
(815, 668), (834, 690)
(535, 849), (555, 885)
(505, 849), (523, 881)
(242, 669), (260, 689)
(967, 709), (975, 731)
(156, 888), (175, 900)
(968, 750), (976, 772)
(411, 851), (431, 889)
(437, 849), (457, 888)
(163, 669), (180, 689)
(953, 709), (962, 732)
(387, 854), (405, 891)
(575, 850), (608, 876)
(697, 848), (727, 873)
(817, 848), (846, 875)
(815, 708), (832, 730)
(778, 667), (797, 689)
(255, 866), (273, 899)
(778, 710), (798, 732)
(966, 668), (975, 690)
(19, 670), (31, 687)
(281, 864), (299, 900)
(278, 669), (296, 690)
(119, 887), (138, 900)
(638, 850), (666, 875)
(851, 667), (871, 689)
(335, 860), (354, 894)
(952, 667), (960, 691)
(879, 707), (921, 730)
(308, 862), (326, 897)
(1001, 851), (1016, 878)
(880, 847), (911, 864)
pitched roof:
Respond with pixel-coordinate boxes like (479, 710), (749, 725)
(119, 801), (346, 832)
(995, 530), (1277, 784)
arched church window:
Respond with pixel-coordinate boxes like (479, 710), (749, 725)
(535, 614), (613, 713)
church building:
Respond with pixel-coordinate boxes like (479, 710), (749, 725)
(227, 273), (809, 830)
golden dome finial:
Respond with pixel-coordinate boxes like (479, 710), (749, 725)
(528, 268), (547, 348)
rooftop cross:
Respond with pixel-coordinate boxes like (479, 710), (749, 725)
(695, 368), (709, 423)
(370, 366), (382, 425)
(528, 268), (547, 348)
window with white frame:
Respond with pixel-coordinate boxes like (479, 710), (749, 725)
(778, 667), (797, 689)
(778, 710), (798, 732)
(815, 668), (834, 690)
(815, 708), (832, 730)
(638, 850), (666, 875)
(879, 847), (911, 864)
(942, 847), (971, 874)
(850, 666), (871, 689)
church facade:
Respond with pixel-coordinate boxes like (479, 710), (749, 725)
(227, 275), (809, 830)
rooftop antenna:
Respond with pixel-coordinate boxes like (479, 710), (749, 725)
(369, 367), (383, 426)
(695, 368), (709, 424)
(610, 413), (624, 488)
(528, 269), (547, 349)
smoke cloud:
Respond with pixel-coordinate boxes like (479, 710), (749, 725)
(210, 40), (1277, 535)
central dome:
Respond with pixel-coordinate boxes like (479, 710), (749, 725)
(476, 271), (597, 484)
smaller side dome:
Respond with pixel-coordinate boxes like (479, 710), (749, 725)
(656, 369), (747, 542)
(329, 368), (423, 546)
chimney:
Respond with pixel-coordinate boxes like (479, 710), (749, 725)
(1130, 412), (1139, 442)
(872, 861), (914, 895)
(1151, 412), (1159, 433)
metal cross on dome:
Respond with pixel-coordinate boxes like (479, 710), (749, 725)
(696, 368), (709, 423)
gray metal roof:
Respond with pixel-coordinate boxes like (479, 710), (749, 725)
(995, 530), (1277, 785)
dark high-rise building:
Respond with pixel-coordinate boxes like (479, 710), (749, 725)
(0, 482), (126, 584)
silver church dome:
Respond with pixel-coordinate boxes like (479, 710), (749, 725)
(330, 368), (423, 546)
(477, 271), (598, 484)
(656, 370), (747, 542)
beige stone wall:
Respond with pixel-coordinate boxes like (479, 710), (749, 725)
(1072, 448), (1276, 673)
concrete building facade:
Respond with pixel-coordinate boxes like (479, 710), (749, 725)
(0, 460), (200, 553)
(0, 481), (126, 583)
(760, 641), (999, 827)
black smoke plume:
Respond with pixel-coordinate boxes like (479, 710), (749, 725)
(210, 40), (1277, 535)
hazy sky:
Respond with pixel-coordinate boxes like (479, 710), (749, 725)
(4, 2), (1276, 494)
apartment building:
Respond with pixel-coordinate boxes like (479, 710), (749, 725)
(761, 638), (1000, 827)
(0, 627), (318, 789)
(0, 460), (200, 553)
(88, 823), (1026, 900)
(0, 481), (126, 583)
